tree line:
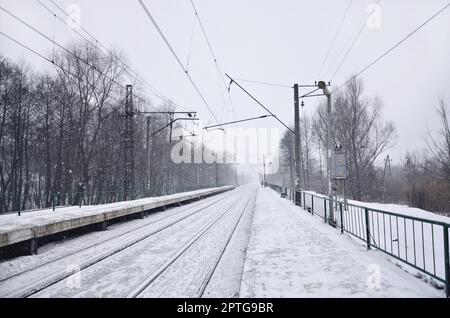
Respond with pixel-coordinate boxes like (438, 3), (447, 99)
(0, 41), (235, 214)
(270, 77), (450, 215)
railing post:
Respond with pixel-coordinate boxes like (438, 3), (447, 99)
(340, 203), (344, 233)
(365, 208), (371, 250)
(443, 226), (449, 298)
(323, 198), (327, 223)
(311, 195), (314, 215)
(303, 192), (305, 209)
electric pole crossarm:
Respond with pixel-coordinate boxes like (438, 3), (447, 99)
(225, 74), (294, 133)
(149, 118), (199, 139)
(203, 115), (274, 130)
(300, 93), (327, 99)
(136, 111), (197, 116)
(298, 87), (321, 99)
(294, 83), (301, 191)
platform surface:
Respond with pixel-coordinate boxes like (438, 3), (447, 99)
(0, 186), (233, 248)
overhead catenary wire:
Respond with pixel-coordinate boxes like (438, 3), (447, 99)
(188, 0), (237, 120)
(185, 13), (197, 72)
(225, 74), (294, 133)
(33, 0), (172, 110)
(233, 78), (292, 89)
(204, 115), (274, 130)
(45, 0), (161, 98)
(316, 0), (353, 80)
(329, 0), (382, 82)
(39, 0), (191, 112)
(332, 2), (450, 94)
(0, 31), (120, 137)
(0, 29), (133, 128)
(0, 5), (155, 110)
(51, 11), (56, 59)
(137, 0), (222, 127)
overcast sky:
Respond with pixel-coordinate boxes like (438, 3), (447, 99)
(1, 0), (449, 166)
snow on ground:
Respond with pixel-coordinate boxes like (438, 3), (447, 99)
(0, 190), (234, 280)
(202, 187), (257, 298)
(137, 187), (257, 298)
(303, 190), (450, 224)
(239, 187), (444, 297)
(0, 186), (232, 232)
(302, 190), (450, 287)
(0, 187), (255, 298)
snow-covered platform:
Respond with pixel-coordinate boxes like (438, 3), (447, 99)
(0, 186), (234, 253)
(240, 187), (443, 297)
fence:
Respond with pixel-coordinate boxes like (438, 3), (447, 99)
(267, 183), (450, 298)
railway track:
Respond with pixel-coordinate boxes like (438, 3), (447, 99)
(0, 188), (241, 298)
(128, 187), (257, 298)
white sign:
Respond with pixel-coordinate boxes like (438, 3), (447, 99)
(333, 148), (347, 179)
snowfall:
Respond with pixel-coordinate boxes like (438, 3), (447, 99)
(0, 185), (447, 298)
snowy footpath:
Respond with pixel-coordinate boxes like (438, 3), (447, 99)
(239, 187), (443, 298)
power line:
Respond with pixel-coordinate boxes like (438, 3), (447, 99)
(0, 30), (124, 107)
(0, 31), (120, 136)
(40, 0), (191, 112)
(329, 0), (381, 82)
(39, 0), (189, 111)
(204, 115), (274, 130)
(44, 0), (160, 100)
(316, 0), (353, 80)
(189, 0), (237, 120)
(0, 4), (155, 110)
(333, 2), (450, 93)
(233, 78), (292, 88)
(225, 74), (294, 133)
(137, 0), (222, 127)
(185, 13), (196, 72)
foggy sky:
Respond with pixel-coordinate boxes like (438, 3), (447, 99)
(1, 0), (449, 166)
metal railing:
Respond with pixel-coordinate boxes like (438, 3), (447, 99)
(266, 183), (450, 298)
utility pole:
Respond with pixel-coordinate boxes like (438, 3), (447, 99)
(146, 117), (151, 196)
(318, 81), (334, 224)
(294, 84), (301, 191)
(215, 160), (219, 187)
(123, 85), (135, 201)
(263, 155), (266, 187)
(383, 154), (392, 203)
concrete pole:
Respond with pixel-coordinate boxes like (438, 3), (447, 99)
(263, 155), (266, 187)
(318, 81), (334, 223)
(215, 153), (219, 187)
(146, 117), (150, 195)
(294, 84), (301, 191)
(326, 92), (334, 223)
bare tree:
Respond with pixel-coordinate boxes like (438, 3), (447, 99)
(0, 43), (239, 213)
(312, 77), (395, 200)
(426, 97), (450, 183)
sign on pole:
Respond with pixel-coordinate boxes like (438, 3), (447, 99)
(333, 145), (347, 180)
